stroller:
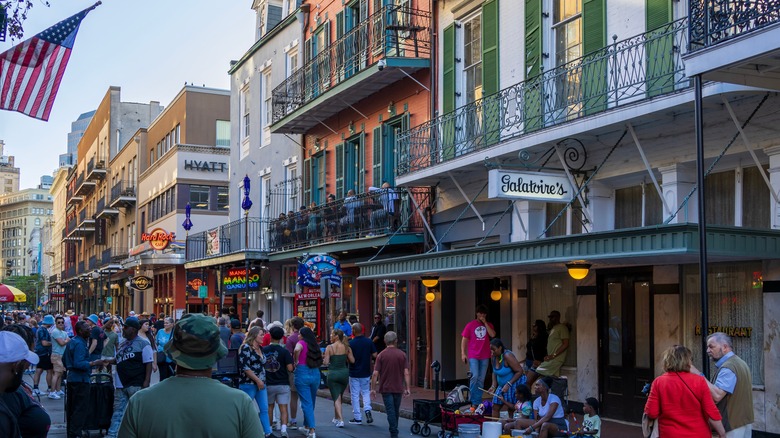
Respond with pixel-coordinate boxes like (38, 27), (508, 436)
(410, 361), (471, 437)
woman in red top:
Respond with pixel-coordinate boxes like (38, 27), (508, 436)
(644, 345), (726, 438)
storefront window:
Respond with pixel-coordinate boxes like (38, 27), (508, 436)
(683, 262), (763, 385)
(375, 279), (409, 353)
(282, 265), (298, 295)
(530, 273), (578, 368)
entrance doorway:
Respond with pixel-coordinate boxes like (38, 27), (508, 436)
(598, 270), (654, 422)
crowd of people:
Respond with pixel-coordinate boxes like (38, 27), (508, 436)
(0, 307), (409, 438)
(1, 302), (754, 438)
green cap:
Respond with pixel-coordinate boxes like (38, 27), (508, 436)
(164, 314), (227, 370)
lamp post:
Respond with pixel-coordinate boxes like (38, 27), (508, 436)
(241, 175), (253, 325)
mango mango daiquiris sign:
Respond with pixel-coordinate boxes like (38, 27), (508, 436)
(488, 169), (572, 203)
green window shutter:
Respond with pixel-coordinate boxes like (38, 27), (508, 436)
(358, 132), (366, 194)
(482, 0), (500, 146)
(582, 0), (607, 115)
(481, 0), (499, 97)
(303, 157), (312, 206)
(524, 0), (543, 132)
(525, 0), (542, 79)
(442, 24), (456, 160)
(335, 143), (344, 198)
(645, 0), (674, 96)
(336, 11), (344, 38)
(372, 126), (383, 187)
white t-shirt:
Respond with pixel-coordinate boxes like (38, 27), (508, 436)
(533, 393), (565, 419)
(583, 414), (601, 438)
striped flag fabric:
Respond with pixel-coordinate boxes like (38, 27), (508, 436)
(0, 4), (99, 121)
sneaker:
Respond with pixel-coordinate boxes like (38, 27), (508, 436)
(47, 392), (61, 400)
(288, 422), (298, 431)
(281, 432), (288, 438)
(32, 388), (41, 396)
(365, 410), (374, 424)
(331, 418), (338, 425)
(307, 432), (316, 438)
(348, 419), (362, 425)
(266, 434), (280, 438)
(336, 420), (344, 428)
(56, 390), (65, 397)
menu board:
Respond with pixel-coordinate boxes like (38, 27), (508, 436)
(294, 290), (321, 331)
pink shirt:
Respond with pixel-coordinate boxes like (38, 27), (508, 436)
(296, 340), (309, 366)
(461, 319), (494, 360)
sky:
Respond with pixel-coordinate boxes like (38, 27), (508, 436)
(0, 0), (256, 189)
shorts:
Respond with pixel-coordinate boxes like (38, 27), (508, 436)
(267, 385), (291, 404)
(36, 354), (53, 370)
(51, 354), (65, 373)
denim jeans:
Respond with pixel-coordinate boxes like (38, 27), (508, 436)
(382, 393), (402, 437)
(66, 381), (90, 438)
(468, 358), (489, 406)
(348, 376), (372, 420)
(107, 386), (141, 438)
(294, 366), (320, 429)
(239, 383), (272, 434)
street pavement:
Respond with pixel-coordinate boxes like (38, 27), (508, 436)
(29, 373), (437, 438)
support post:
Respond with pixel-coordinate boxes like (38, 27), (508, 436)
(694, 75), (710, 375)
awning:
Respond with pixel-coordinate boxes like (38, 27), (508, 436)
(357, 224), (780, 280)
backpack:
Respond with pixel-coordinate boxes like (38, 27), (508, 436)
(445, 385), (470, 405)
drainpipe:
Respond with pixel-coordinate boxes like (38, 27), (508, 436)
(694, 75), (710, 376)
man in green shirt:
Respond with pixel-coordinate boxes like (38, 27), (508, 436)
(118, 314), (263, 438)
(526, 310), (570, 387)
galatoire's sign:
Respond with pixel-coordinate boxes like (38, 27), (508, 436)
(488, 169), (572, 203)
(141, 228), (175, 251)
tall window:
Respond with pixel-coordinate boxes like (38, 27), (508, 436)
(216, 120), (231, 147)
(262, 175), (271, 219)
(462, 13), (483, 107)
(217, 187), (229, 210)
(190, 185), (210, 209)
(286, 165), (298, 211)
(552, 0), (582, 112)
(264, 71), (273, 129)
(241, 86), (250, 140)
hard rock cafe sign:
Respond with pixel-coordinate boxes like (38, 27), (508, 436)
(141, 228), (175, 250)
(131, 276), (153, 290)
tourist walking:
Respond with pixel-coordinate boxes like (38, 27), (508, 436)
(264, 325), (294, 438)
(348, 322), (376, 424)
(155, 317), (175, 381)
(238, 326), (275, 437)
(293, 327), (323, 438)
(323, 328), (354, 427)
(371, 331), (410, 438)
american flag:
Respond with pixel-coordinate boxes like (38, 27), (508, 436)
(0, 4), (98, 121)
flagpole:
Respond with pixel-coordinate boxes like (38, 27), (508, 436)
(89, 2), (103, 11)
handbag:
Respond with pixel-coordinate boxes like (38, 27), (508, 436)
(642, 412), (660, 438)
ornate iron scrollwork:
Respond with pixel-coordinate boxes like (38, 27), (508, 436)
(516, 138), (587, 173)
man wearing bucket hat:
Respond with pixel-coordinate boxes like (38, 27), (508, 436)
(32, 314), (55, 398)
(118, 314), (262, 437)
(0, 331), (40, 437)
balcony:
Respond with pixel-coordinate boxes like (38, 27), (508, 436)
(75, 171), (96, 196)
(86, 157), (107, 180)
(186, 217), (269, 262)
(95, 197), (119, 219)
(102, 247), (128, 266)
(66, 266), (76, 279)
(109, 180), (136, 208)
(686, 1), (780, 89)
(397, 19), (689, 177)
(78, 207), (95, 228)
(267, 186), (433, 253)
(271, 4), (431, 134)
(88, 256), (97, 271)
(67, 186), (83, 206)
(77, 261), (85, 275)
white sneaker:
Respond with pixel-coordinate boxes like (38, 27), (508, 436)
(307, 432), (316, 438)
(332, 418), (338, 425)
(47, 392), (61, 400)
(32, 388), (41, 396)
(336, 420), (344, 428)
(57, 390), (65, 396)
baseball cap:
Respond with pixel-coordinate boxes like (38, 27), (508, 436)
(124, 317), (141, 330)
(230, 319), (241, 329)
(165, 313), (227, 370)
(0, 332), (39, 365)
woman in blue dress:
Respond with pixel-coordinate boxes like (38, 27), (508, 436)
(488, 338), (525, 418)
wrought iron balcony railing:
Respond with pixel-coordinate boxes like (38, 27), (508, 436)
(267, 186), (433, 252)
(110, 180), (136, 207)
(88, 256), (97, 270)
(101, 247), (128, 265)
(77, 261), (84, 274)
(66, 266), (76, 279)
(689, 0), (780, 51)
(186, 217), (269, 262)
(397, 19), (689, 176)
(272, 4), (431, 124)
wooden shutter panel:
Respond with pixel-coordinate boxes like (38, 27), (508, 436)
(524, 0), (543, 132)
(358, 132), (366, 194)
(335, 143), (344, 198)
(303, 157), (312, 206)
(482, 0), (500, 145)
(582, 0), (607, 114)
(442, 24), (456, 160)
(372, 126), (383, 187)
(645, 0), (674, 96)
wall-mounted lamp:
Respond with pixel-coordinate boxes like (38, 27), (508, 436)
(348, 121), (355, 135)
(425, 289), (436, 302)
(490, 277), (502, 301)
(387, 101), (396, 115)
(421, 276), (439, 288)
(566, 261), (592, 280)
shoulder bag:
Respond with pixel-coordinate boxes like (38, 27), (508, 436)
(642, 377), (660, 438)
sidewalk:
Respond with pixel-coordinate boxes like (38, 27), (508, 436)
(37, 374), (641, 437)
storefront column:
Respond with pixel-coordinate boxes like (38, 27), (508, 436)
(510, 275), (528, 358)
(584, 182), (614, 232)
(575, 284), (597, 404)
(511, 201), (545, 241)
(659, 164), (697, 224)
(761, 260), (780, 433)
(764, 145), (780, 229)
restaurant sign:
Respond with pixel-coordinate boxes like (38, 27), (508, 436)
(222, 267), (261, 294)
(695, 325), (753, 338)
(488, 169), (571, 203)
(131, 276), (153, 290)
(141, 228), (175, 251)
